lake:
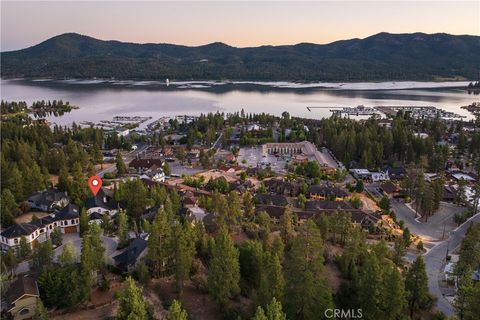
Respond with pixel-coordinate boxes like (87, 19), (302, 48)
(1, 79), (477, 126)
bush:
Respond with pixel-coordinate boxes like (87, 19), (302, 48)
(103, 172), (117, 179)
(416, 241), (424, 251)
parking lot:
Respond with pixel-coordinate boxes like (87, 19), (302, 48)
(237, 147), (287, 174)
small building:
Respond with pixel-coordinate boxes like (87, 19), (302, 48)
(27, 189), (69, 212)
(5, 275), (41, 320)
(182, 206), (208, 225)
(113, 237), (148, 273)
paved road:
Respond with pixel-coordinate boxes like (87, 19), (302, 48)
(423, 213), (480, 316)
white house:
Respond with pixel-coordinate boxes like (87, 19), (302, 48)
(0, 204), (80, 252)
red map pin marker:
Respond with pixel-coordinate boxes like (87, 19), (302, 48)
(88, 176), (102, 196)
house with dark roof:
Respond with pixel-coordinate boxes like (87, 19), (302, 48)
(5, 275), (40, 320)
(264, 178), (301, 197)
(305, 200), (354, 211)
(27, 188), (69, 212)
(129, 158), (164, 172)
(113, 237), (148, 273)
(1, 204), (80, 252)
(85, 188), (121, 220)
(255, 194), (297, 207)
(308, 185), (349, 201)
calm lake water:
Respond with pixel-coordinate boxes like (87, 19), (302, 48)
(1, 79), (478, 126)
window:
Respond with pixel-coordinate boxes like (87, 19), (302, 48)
(71, 219), (75, 224)
(19, 308), (30, 316)
(32, 234), (34, 239)
(14, 238), (18, 244)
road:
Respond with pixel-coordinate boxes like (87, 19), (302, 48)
(423, 213), (480, 316)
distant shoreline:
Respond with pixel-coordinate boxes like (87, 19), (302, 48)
(1, 78), (473, 92)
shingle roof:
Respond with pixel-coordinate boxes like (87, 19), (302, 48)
(1, 223), (38, 238)
(305, 200), (353, 210)
(6, 275), (39, 311)
(53, 204), (79, 220)
(28, 189), (68, 207)
(308, 185), (349, 197)
(113, 237), (147, 272)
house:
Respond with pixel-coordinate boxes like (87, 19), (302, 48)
(5, 275), (41, 320)
(27, 189), (69, 212)
(308, 185), (348, 201)
(383, 166), (407, 180)
(1, 204), (80, 252)
(379, 181), (401, 196)
(255, 194), (297, 207)
(182, 195), (199, 208)
(350, 169), (389, 182)
(264, 178), (301, 197)
(89, 211), (104, 225)
(85, 188), (121, 218)
(304, 200), (354, 211)
(113, 237), (148, 273)
(452, 172), (476, 183)
(129, 158), (164, 173)
(140, 169), (165, 183)
(181, 206), (208, 224)
(443, 186), (456, 202)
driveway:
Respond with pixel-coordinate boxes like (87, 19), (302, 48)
(14, 234), (119, 274)
(54, 235), (118, 263)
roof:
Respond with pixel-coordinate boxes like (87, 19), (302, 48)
(380, 181), (400, 194)
(113, 237), (147, 272)
(85, 190), (120, 210)
(129, 158), (164, 169)
(53, 203), (80, 220)
(141, 205), (161, 222)
(255, 194), (297, 207)
(89, 211), (104, 220)
(186, 206), (207, 222)
(28, 189), (69, 207)
(452, 173), (475, 182)
(1, 223), (38, 238)
(6, 275), (39, 311)
(308, 185), (349, 197)
(305, 200), (353, 210)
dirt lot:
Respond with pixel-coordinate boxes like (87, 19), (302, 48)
(196, 170), (238, 183)
(352, 192), (380, 212)
(15, 211), (49, 224)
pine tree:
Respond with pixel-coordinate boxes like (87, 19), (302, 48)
(380, 262), (406, 320)
(79, 208), (89, 236)
(405, 256), (429, 318)
(172, 222), (196, 294)
(356, 253), (382, 319)
(32, 239), (53, 271)
(1, 189), (19, 226)
(167, 300), (188, 320)
(116, 152), (127, 175)
(50, 227), (63, 246)
(117, 277), (149, 320)
(257, 252), (285, 308)
(265, 298), (287, 320)
(284, 220), (333, 319)
(58, 243), (77, 266)
(117, 211), (129, 247)
(147, 209), (172, 277)
(19, 236), (31, 259)
(208, 226), (240, 306)
(279, 207), (294, 246)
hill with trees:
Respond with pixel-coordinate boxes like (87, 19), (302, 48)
(1, 32), (479, 81)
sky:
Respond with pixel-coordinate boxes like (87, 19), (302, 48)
(1, 1), (479, 51)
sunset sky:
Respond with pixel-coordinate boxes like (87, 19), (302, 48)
(1, 1), (479, 51)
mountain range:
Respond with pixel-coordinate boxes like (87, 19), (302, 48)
(1, 32), (479, 81)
